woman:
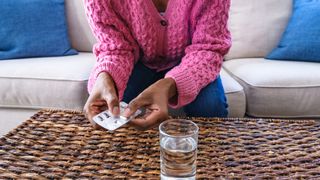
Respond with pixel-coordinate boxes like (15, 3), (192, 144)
(84, 0), (231, 130)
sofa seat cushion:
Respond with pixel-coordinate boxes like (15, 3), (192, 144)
(223, 58), (320, 118)
(0, 52), (245, 117)
(220, 69), (246, 118)
(0, 53), (95, 110)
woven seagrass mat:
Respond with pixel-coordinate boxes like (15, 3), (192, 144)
(0, 110), (320, 179)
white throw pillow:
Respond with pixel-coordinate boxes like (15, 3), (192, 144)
(225, 0), (292, 60)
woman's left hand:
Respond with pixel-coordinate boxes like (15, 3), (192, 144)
(123, 78), (177, 130)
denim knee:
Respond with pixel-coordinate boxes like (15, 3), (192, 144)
(183, 77), (228, 118)
(184, 94), (228, 117)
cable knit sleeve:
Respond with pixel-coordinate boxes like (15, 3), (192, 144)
(165, 0), (231, 108)
(84, 0), (139, 100)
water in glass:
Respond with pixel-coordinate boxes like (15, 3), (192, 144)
(159, 119), (198, 180)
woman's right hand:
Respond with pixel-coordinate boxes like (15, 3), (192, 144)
(83, 72), (120, 128)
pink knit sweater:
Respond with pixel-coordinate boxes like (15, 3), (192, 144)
(85, 0), (231, 108)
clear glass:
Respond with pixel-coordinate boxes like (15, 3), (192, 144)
(159, 119), (199, 180)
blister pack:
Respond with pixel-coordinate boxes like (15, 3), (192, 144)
(93, 102), (142, 131)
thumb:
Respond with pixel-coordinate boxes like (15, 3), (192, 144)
(102, 93), (120, 116)
(124, 98), (148, 118)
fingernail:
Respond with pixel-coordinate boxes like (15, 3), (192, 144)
(113, 106), (120, 115)
(123, 108), (131, 117)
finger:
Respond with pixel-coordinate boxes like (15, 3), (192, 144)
(90, 100), (108, 112)
(89, 99), (107, 110)
(85, 91), (101, 108)
(85, 100), (105, 121)
(90, 100), (107, 107)
(84, 107), (103, 130)
(130, 110), (168, 130)
(99, 78), (119, 116)
(90, 104), (102, 111)
(123, 98), (148, 118)
(84, 88), (108, 129)
(104, 95), (120, 116)
(91, 106), (106, 113)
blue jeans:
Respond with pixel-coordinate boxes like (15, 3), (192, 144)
(123, 62), (228, 117)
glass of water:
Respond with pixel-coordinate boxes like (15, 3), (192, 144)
(159, 119), (199, 180)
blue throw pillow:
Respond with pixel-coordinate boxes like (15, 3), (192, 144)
(266, 0), (320, 62)
(0, 0), (77, 60)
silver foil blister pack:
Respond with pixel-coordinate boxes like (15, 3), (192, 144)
(93, 102), (142, 131)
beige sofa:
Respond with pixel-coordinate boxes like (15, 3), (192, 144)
(1, 0), (320, 136)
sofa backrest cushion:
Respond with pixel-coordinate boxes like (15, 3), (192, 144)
(65, 0), (96, 52)
(225, 0), (292, 60)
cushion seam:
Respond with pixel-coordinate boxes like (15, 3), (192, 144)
(0, 104), (83, 110)
(223, 66), (320, 88)
(0, 77), (89, 82)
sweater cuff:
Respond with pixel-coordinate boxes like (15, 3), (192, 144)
(88, 61), (130, 100)
(165, 68), (198, 109)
